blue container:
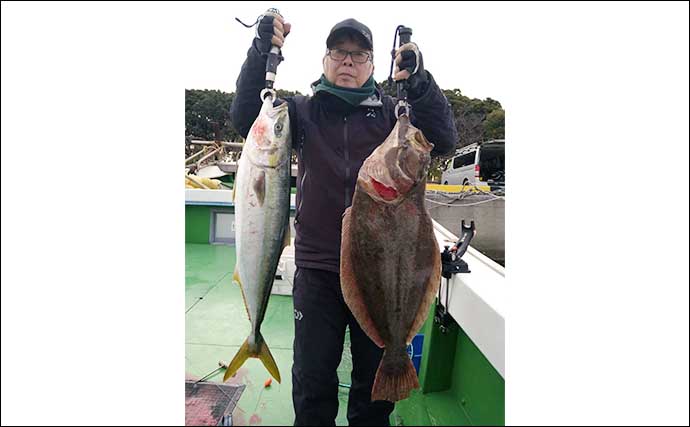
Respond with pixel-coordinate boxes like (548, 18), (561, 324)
(406, 334), (424, 374)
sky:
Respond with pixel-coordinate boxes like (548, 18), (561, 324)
(182, 1), (510, 102)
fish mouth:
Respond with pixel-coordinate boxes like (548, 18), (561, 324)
(266, 101), (289, 118)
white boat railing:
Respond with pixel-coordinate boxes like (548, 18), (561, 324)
(433, 220), (505, 378)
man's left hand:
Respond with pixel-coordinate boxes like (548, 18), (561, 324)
(394, 42), (429, 96)
(394, 42), (423, 81)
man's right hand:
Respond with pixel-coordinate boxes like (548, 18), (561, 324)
(254, 12), (291, 55)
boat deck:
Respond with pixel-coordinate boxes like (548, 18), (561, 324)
(186, 241), (503, 425)
(185, 243), (355, 425)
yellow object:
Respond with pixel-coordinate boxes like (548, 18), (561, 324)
(185, 174), (223, 189)
(426, 183), (491, 193)
(223, 334), (281, 384)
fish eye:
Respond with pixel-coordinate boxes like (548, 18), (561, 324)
(274, 122), (283, 135)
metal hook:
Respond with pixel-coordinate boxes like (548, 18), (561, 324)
(260, 88), (276, 102)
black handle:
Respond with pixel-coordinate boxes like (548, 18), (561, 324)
(264, 8), (283, 90)
(398, 26), (412, 45)
(265, 46), (282, 89)
(396, 26), (412, 100)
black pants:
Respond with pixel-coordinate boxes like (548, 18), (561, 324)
(292, 267), (394, 426)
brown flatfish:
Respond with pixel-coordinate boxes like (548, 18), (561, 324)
(340, 115), (441, 402)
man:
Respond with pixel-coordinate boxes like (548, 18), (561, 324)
(231, 13), (458, 426)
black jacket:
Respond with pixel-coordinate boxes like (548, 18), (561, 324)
(231, 45), (458, 273)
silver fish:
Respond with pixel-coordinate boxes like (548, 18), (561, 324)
(223, 95), (291, 383)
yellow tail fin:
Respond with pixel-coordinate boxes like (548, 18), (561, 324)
(222, 333), (281, 383)
(257, 336), (281, 383)
(223, 339), (250, 382)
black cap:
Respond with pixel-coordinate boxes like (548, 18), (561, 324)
(326, 18), (373, 50)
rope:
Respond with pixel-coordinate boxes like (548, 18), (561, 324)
(425, 196), (503, 207)
(425, 184), (505, 207)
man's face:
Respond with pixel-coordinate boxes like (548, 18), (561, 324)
(323, 36), (374, 88)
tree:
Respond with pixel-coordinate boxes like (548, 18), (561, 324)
(185, 89), (237, 141)
(276, 89), (303, 99)
(370, 82), (505, 180)
(484, 108), (505, 141)
(443, 90), (504, 149)
(185, 85), (503, 181)
(185, 88), (304, 141)
(375, 82), (505, 149)
(378, 79), (398, 97)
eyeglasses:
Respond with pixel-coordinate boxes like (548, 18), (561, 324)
(327, 48), (372, 64)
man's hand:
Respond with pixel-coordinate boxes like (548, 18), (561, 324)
(393, 42), (429, 96)
(254, 11), (291, 55)
(393, 42), (422, 81)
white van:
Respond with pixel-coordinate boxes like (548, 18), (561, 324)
(441, 139), (505, 187)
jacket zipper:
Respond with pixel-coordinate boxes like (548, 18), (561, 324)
(343, 116), (351, 208)
(295, 131), (307, 224)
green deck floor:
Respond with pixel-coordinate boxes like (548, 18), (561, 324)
(186, 243), (501, 426)
(185, 243), (355, 426)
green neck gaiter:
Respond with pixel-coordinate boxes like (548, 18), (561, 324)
(313, 74), (376, 106)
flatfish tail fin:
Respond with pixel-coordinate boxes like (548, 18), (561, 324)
(371, 347), (419, 402)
